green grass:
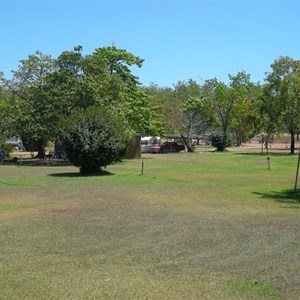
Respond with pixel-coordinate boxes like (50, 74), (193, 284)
(0, 152), (300, 299)
(0, 203), (32, 211)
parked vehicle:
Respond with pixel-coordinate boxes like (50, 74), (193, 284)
(141, 136), (161, 153)
(149, 141), (185, 153)
(4, 137), (24, 150)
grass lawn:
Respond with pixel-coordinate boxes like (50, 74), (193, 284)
(0, 152), (300, 299)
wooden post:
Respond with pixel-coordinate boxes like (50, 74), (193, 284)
(141, 158), (144, 176)
(294, 148), (300, 191)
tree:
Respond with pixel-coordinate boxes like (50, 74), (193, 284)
(258, 85), (281, 152)
(145, 80), (204, 139)
(202, 78), (233, 151)
(181, 96), (211, 151)
(0, 51), (56, 157)
(0, 87), (14, 141)
(1, 45), (159, 159)
(83, 46), (159, 135)
(144, 84), (181, 135)
(172, 80), (203, 151)
(263, 56), (300, 154)
(142, 83), (167, 134)
(60, 106), (133, 173)
(201, 72), (258, 151)
(229, 71), (259, 146)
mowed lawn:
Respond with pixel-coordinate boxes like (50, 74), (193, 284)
(0, 152), (300, 299)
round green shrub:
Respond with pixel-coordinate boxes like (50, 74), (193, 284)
(60, 107), (133, 174)
(211, 133), (233, 151)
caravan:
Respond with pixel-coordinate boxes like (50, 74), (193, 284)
(141, 136), (161, 153)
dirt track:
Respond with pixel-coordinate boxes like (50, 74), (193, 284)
(228, 139), (300, 154)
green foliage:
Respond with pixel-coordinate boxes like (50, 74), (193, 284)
(231, 279), (279, 298)
(262, 56), (300, 153)
(210, 133), (233, 151)
(83, 46), (160, 136)
(202, 72), (257, 151)
(2, 143), (15, 155)
(0, 204), (32, 211)
(0, 51), (56, 156)
(229, 71), (260, 145)
(144, 84), (179, 135)
(60, 106), (133, 173)
(0, 46), (158, 157)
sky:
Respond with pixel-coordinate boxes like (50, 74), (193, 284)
(1, 0), (300, 87)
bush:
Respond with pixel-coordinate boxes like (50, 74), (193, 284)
(60, 107), (133, 174)
(211, 133), (233, 151)
(2, 143), (15, 158)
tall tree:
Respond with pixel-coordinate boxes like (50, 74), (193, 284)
(0, 51), (55, 157)
(172, 80), (208, 151)
(229, 71), (259, 146)
(202, 78), (233, 151)
(181, 96), (211, 151)
(83, 46), (159, 135)
(263, 56), (300, 154)
(142, 83), (169, 134)
(201, 72), (257, 151)
(1, 46), (159, 159)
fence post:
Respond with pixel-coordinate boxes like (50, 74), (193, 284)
(141, 158), (144, 176)
(294, 148), (300, 191)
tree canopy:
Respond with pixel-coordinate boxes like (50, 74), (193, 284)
(1, 48), (299, 161)
(262, 56), (300, 154)
(0, 46), (159, 163)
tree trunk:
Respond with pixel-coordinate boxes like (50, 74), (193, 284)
(290, 131), (295, 154)
(235, 129), (242, 147)
(221, 132), (227, 152)
(35, 139), (46, 159)
(181, 135), (193, 152)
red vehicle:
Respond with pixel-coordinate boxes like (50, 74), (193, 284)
(149, 141), (185, 153)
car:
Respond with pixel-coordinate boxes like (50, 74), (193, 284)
(149, 141), (185, 153)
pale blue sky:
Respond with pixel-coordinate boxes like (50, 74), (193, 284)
(1, 0), (300, 87)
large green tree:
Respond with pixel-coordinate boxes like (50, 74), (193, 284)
(229, 71), (259, 146)
(83, 46), (156, 134)
(201, 78), (233, 151)
(0, 87), (12, 142)
(0, 51), (55, 157)
(201, 72), (257, 151)
(263, 56), (300, 154)
(171, 80), (203, 151)
(144, 80), (210, 151)
(143, 83), (177, 135)
(1, 46), (158, 160)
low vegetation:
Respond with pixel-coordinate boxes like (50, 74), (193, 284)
(60, 106), (133, 173)
(0, 152), (299, 299)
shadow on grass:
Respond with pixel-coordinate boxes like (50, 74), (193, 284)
(3, 159), (72, 167)
(253, 189), (300, 204)
(48, 170), (114, 178)
(234, 152), (294, 157)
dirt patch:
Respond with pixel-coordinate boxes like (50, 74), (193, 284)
(228, 140), (299, 154)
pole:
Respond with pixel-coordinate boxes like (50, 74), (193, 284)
(294, 148), (300, 191)
(141, 158), (144, 176)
